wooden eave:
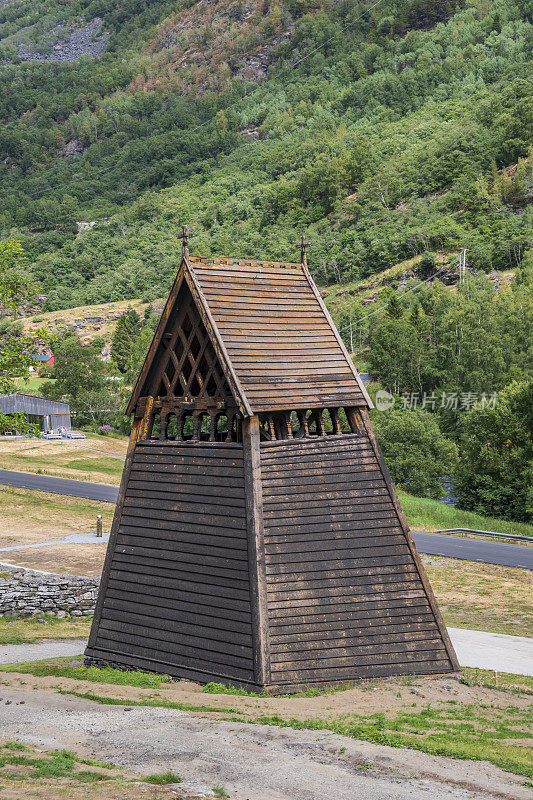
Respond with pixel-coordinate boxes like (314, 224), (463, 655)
(127, 254), (373, 417)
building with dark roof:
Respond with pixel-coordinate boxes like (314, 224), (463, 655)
(0, 393), (70, 432)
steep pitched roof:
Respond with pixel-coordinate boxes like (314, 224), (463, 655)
(127, 254), (372, 416)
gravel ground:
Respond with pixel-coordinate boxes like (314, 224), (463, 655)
(0, 686), (529, 800)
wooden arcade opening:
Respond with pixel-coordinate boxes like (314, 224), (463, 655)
(85, 241), (459, 691)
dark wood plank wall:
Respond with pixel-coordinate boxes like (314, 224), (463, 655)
(87, 441), (255, 684)
(260, 435), (454, 685)
(190, 260), (367, 412)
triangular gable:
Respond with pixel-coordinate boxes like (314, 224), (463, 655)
(127, 259), (251, 417)
(128, 253), (372, 417)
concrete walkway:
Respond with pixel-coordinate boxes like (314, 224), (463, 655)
(1, 629), (532, 675)
(0, 638), (88, 664)
(0, 531), (110, 552)
(448, 627), (533, 675)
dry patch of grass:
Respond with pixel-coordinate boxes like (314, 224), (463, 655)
(0, 485), (113, 575)
(22, 298), (152, 345)
(1, 543), (108, 576)
(0, 739), (194, 800)
(423, 556), (533, 637)
(0, 484), (114, 544)
(0, 616), (91, 645)
(0, 437), (126, 486)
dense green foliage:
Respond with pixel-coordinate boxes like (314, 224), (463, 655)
(366, 274), (531, 399)
(0, 0), (531, 518)
(0, 240), (42, 394)
(455, 380), (533, 521)
(0, 0), (530, 308)
(372, 408), (458, 497)
(364, 268), (532, 518)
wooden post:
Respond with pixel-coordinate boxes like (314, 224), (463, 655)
(242, 415), (271, 687)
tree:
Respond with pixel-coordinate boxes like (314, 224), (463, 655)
(455, 381), (533, 522)
(111, 309), (142, 374)
(368, 315), (435, 395)
(372, 408), (458, 499)
(0, 239), (37, 317)
(0, 412), (39, 437)
(0, 241), (43, 395)
(41, 333), (121, 426)
(386, 296), (403, 319)
(126, 325), (154, 384)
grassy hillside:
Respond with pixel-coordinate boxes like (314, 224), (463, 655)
(21, 297), (156, 344)
(0, 0), (530, 311)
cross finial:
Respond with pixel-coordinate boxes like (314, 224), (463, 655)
(177, 224), (193, 256)
(297, 234), (310, 266)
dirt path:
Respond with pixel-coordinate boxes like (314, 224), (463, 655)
(0, 686), (529, 800)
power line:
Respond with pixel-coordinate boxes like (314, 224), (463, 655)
(1, 0), (388, 204)
(335, 263), (452, 336)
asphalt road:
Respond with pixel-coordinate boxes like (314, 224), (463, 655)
(412, 529), (533, 570)
(0, 469), (531, 569)
(0, 468), (119, 503)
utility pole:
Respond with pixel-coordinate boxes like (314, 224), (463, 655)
(458, 248), (468, 282)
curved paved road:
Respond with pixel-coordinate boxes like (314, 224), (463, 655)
(0, 469), (531, 569)
(412, 530), (533, 570)
(0, 469), (119, 503)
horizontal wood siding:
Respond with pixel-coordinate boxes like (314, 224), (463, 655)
(260, 435), (454, 685)
(88, 442), (255, 683)
(189, 260), (366, 411)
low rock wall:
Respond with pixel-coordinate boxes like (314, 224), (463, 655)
(0, 563), (99, 618)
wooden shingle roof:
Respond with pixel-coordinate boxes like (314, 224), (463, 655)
(127, 254), (371, 416)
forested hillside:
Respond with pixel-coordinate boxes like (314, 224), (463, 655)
(1, 0), (532, 522)
(0, 0), (531, 309)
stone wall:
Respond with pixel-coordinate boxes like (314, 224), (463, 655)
(0, 563), (99, 618)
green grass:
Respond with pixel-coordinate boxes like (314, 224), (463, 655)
(64, 458), (124, 476)
(252, 705), (533, 778)
(202, 680), (355, 698)
(399, 490), (533, 538)
(213, 786), (229, 798)
(1, 452), (123, 479)
(0, 744), (114, 782)
(0, 659), (169, 688)
(460, 668), (533, 693)
(203, 682), (264, 697)
(144, 770), (182, 785)
(14, 376), (55, 394)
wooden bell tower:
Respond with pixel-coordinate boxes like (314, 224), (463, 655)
(85, 233), (459, 691)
